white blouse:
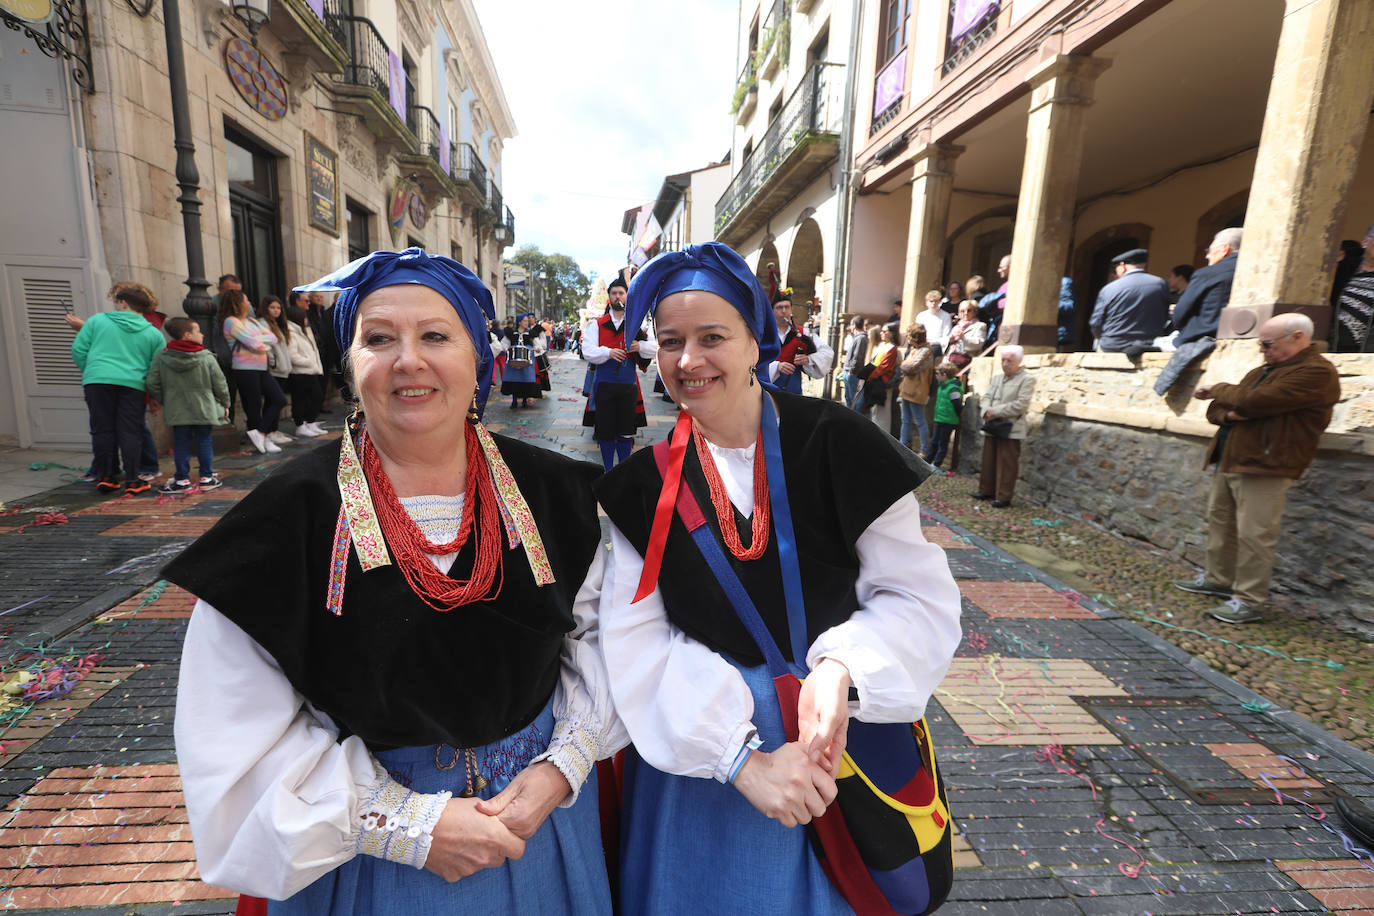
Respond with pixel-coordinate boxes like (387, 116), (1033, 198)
(599, 439), (962, 782)
(174, 495), (626, 899)
(581, 318), (659, 366)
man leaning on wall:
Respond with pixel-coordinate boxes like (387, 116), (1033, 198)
(1154, 228), (1243, 395)
(1174, 313), (1340, 624)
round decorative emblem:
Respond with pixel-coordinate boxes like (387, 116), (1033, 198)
(408, 192), (427, 230)
(224, 38), (287, 121)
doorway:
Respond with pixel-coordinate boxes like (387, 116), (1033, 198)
(226, 127), (285, 305)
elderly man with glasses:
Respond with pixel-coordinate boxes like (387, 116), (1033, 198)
(1174, 313), (1340, 623)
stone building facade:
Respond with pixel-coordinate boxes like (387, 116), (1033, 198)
(843, 0), (1374, 635)
(0, 0), (515, 448)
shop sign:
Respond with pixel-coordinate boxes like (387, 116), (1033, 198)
(305, 133), (338, 235)
(389, 182), (409, 247)
(0, 0), (52, 23)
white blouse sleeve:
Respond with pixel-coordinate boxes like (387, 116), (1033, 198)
(174, 602), (449, 900)
(600, 521), (759, 782)
(530, 546), (630, 804)
(807, 493), (963, 722)
(635, 335), (658, 360)
(581, 321), (611, 365)
(532, 333), (548, 356)
(803, 336), (834, 378)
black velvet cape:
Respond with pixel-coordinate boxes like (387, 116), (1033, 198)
(163, 435), (602, 750)
(594, 391), (929, 667)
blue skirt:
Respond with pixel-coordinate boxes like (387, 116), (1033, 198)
(271, 703), (611, 915)
(618, 662), (851, 914)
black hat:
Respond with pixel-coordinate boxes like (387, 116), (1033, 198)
(1111, 248), (1149, 266)
(771, 287), (794, 306)
(607, 276), (627, 292)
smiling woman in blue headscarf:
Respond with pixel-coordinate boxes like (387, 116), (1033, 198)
(594, 242), (963, 913)
(167, 249), (625, 914)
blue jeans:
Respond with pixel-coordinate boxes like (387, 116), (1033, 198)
(928, 422), (956, 467)
(899, 399), (930, 454)
(172, 425), (214, 481)
(842, 372), (860, 408)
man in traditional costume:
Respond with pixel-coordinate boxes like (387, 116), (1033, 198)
(765, 287), (833, 395)
(582, 276), (657, 469)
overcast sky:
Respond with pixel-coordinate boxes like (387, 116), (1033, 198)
(472, 0), (740, 280)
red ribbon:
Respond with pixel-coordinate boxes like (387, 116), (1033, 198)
(632, 410), (694, 603)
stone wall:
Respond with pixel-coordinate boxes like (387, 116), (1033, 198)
(958, 341), (1374, 639)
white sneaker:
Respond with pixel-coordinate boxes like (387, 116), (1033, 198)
(268, 431), (294, 444)
(307, 421), (328, 435)
(296, 422), (322, 438)
(246, 429), (269, 453)
(264, 438), (282, 453)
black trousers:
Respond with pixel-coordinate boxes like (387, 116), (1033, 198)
(84, 384), (145, 483)
(233, 369), (286, 434)
(289, 373), (324, 424)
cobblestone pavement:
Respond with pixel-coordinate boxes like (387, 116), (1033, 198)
(0, 350), (1370, 914)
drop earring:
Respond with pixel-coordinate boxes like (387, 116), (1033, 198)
(748, 366), (756, 388)
(467, 385), (481, 424)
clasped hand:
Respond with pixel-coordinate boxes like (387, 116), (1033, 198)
(424, 761), (570, 881)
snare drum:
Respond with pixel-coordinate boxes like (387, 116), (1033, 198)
(508, 345), (532, 369)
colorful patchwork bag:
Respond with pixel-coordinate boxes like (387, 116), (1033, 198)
(647, 396), (954, 915)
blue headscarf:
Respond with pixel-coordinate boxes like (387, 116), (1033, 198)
(295, 248), (497, 411)
(625, 241), (779, 368)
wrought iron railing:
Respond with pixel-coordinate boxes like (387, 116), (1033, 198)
(942, 0), (999, 75)
(328, 14), (390, 96)
(716, 62), (844, 233)
(503, 206), (515, 237)
(731, 54), (758, 115)
(319, 0), (349, 48)
(449, 142), (487, 197)
(487, 183), (503, 219)
(409, 105), (442, 165)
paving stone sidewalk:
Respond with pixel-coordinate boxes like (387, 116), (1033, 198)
(0, 350), (1369, 914)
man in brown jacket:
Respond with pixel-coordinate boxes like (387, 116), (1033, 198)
(1175, 313), (1341, 623)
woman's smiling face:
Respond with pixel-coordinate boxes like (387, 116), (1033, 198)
(654, 290), (760, 423)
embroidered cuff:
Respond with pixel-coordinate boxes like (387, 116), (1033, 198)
(355, 775), (451, 870)
(532, 716), (599, 807)
(713, 723), (760, 783)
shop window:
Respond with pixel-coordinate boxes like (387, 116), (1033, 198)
(346, 199), (371, 262)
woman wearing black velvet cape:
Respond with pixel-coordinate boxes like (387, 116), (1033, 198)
(593, 242), (963, 913)
(168, 248), (624, 914)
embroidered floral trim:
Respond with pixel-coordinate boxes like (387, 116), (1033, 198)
(481, 725), (546, 782)
(355, 775), (451, 869)
(327, 509), (350, 616)
(473, 423), (554, 585)
(532, 717), (599, 804)
(338, 420), (391, 571)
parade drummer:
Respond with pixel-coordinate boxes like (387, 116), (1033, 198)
(169, 248), (625, 913)
(593, 242), (961, 913)
(582, 275), (657, 470)
(501, 312), (546, 408)
(765, 287), (833, 395)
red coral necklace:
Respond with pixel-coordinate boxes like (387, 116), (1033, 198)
(693, 424), (769, 561)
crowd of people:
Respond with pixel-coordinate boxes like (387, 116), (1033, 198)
(55, 230), (1358, 913)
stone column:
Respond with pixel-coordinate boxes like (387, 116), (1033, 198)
(1001, 55), (1111, 353)
(899, 142), (963, 331)
(1222, 0), (1374, 339)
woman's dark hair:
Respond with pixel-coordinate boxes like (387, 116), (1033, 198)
(114, 287), (153, 314)
(285, 303), (311, 331)
(257, 295), (290, 343)
(218, 289), (248, 322)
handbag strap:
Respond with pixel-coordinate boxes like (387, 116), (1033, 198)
(649, 395), (807, 678)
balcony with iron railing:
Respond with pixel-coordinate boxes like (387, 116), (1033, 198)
(271, 0), (349, 74)
(715, 62), (844, 247)
(449, 142), (488, 205)
(324, 14), (415, 147)
(731, 54), (759, 124)
(487, 183), (503, 221)
(758, 0), (788, 80)
(943, 0), (1000, 75)
(396, 104), (455, 200)
(503, 206), (515, 245)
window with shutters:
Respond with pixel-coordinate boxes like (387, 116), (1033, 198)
(22, 277), (83, 386)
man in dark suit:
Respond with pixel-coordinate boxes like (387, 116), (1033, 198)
(1154, 228), (1242, 395)
(1089, 248), (1169, 354)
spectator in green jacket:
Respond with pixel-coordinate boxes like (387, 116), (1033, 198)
(146, 317), (229, 493)
(71, 287), (166, 496)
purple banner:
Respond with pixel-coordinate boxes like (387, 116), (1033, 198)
(873, 47), (906, 119)
(950, 0), (997, 40)
(306, 0), (324, 18)
(388, 51), (406, 122)
(439, 127), (451, 173)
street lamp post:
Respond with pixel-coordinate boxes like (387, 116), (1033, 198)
(162, 0), (213, 326)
